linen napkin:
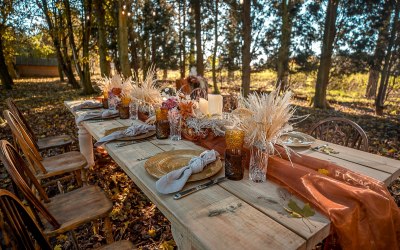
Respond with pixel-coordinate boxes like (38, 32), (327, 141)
(72, 100), (103, 111)
(76, 110), (119, 124)
(156, 150), (219, 194)
(94, 124), (155, 147)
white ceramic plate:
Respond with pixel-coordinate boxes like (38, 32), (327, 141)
(280, 131), (315, 147)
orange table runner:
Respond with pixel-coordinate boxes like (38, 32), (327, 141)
(196, 135), (400, 249)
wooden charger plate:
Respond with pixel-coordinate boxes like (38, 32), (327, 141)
(104, 126), (156, 141)
(145, 150), (223, 182)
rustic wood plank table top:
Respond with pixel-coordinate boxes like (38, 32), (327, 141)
(65, 100), (400, 250)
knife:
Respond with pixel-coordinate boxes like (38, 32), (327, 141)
(173, 177), (227, 200)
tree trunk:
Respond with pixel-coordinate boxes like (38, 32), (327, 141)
(0, 33), (13, 89)
(314, 0), (339, 109)
(189, 6), (196, 69)
(94, 0), (110, 77)
(212, 0), (220, 94)
(40, 0), (80, 89)
(276, 0), (294, 93)
(57, 60), (64, 82)
(375, 1), (399, 115)
(151, 34), (156, 69)
(163, 69), (168, 80)
(63, 0), (83, 82)
(365, 3), (391, 99)
(118, 0), (131, 78)
(241, 0), (251, 97)
(129, 29), (139, 81)
(81, 0), (95, 94)
(193, 0), (204, 76)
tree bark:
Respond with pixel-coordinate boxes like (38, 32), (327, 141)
(212, 0), (220, 94)
(241, 0), (251, 97)
(375, 1), (399, 115)
(276, 0), (294, 93)
(118, 0), (131, 78)
(81, 0), (95, 94)
(40, 0), (80, 89)
(193, 0), (204, 76)
(313, 0), (339, 109)
(365, 3), (391, 99)
(94, 0), (110, 77)
(0, 33), (13, 89)
(129, 28), (139, 81)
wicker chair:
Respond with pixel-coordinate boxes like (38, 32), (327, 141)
(309, 117), (369, 151)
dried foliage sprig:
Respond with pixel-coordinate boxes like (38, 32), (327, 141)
(131, 65), (162, 105)
(186, 117), (226, 136)
(237, 90), (295, 154)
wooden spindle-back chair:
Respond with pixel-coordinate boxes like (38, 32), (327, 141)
(0, 140), (115, 242)
(309, 117), (369, 151)
(0, 189), (52, 250)
(0, 188), (135, 250)
(5, 98), (72, 152)
(3, 110), (85, 185)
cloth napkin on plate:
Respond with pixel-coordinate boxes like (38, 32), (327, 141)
(76, 110), (119, 124)
(94, 124), (155, 147)
(156, 150), (219, 194)
(72, 100), (103, 111)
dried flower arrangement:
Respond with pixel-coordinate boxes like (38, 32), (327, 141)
(235, 90), (295, 154)
(97, 74), (133, 97)
(131, 65), (162, 106)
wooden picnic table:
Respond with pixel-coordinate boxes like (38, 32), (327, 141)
(65, 100), (400, 250)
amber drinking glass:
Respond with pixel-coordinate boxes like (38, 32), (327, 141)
(224, 129), (245, 180)
(155, 108), (169, 139)
(118, 105), (130, 119)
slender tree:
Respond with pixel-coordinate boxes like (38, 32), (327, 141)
(118, 0), (131, 78)
(366, 1), (392, 99)
(94, 0), (110, 77)
(0, 33), (13, 89)
(276, 0), (301, 93)
(39, 0), (80, 89)
(376, 0), (399, 115)
(242, 0), (251, 97)
(212, 0), (220, 93)
(81, 0), (95, 94)
(193, 0), (204, 76)
(314, 0), (339, 109)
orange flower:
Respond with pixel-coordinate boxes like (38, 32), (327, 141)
(178, 101), (195, 119)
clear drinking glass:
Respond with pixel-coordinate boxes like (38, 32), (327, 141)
(168, 108), (181, 141)
(249, 146), (268, 183)
(169, 116), (182, 141)
(129, 101), (139, 120)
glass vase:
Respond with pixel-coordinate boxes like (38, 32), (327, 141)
(168, 108), (182, 141)
(249, 146), (268, 183)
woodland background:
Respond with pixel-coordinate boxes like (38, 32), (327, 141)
(0, 0), (399, 115)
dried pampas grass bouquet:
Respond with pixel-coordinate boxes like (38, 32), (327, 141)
(238, 90), (295, 153)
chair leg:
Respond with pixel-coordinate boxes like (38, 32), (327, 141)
(74, 170), (83, 187)
(103, 216), (114, 244)
(69, 231), (80, 250)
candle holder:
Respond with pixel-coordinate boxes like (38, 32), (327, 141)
(224, 129), (245, 180)
(155, 107), (169, 139)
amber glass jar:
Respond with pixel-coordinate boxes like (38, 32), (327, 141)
(155, 108), (169, 139)
(224, 129), (245, 180)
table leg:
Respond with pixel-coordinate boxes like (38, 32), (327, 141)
(78, 124), (94, 167)
(171, 224), (196, 250)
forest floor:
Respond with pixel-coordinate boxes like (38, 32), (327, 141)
(0, 78), (399, 249)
